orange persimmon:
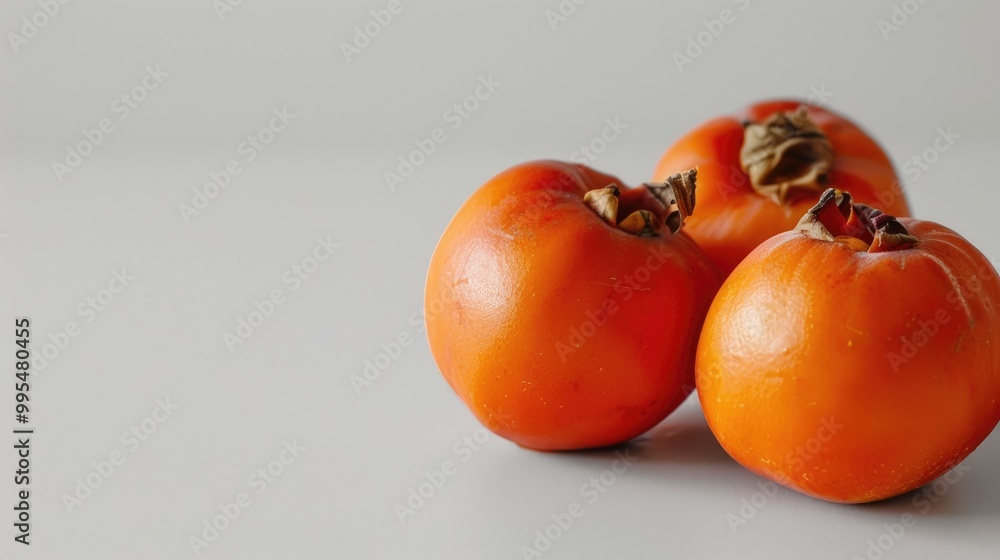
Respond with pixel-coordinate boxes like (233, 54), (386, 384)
(653, 99), (911, 277)
(426, 161), (719, 450)
(696, 189), (1000, 503)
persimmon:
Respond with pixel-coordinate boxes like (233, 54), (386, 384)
(653, 99), (912, 277)
(425, 161), (719, 450)
(696, 189), (1000, 503)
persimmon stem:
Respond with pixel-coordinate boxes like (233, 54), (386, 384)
(795, 188), (917, 252)
(647, 168), (697, 235)
(582, 168), (698, 237)
(741, 107), (834, 205)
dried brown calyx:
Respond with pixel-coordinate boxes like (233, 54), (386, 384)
(583, 169), (698, 236)
(795, 188), (917, 253)
(741, 106), (834, 205)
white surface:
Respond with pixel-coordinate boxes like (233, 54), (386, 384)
(2, 1), (999, 559)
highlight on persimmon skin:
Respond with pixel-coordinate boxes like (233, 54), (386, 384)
(425, 161), (720, 451)
(695, 189), (1000, 503)
(653, 99), (912, 278)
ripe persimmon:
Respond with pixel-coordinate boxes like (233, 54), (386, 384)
(696, 189), (1000, 503)
(426, 161), (719, 450)
(653, 100), (911, 277)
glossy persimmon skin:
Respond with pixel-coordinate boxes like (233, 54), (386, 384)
(653, 100), (911, 277)
(696, 219), (1000, 503)
(426, 161), (719, 451)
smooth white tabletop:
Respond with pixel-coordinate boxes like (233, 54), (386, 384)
(2, 147), (998, 559)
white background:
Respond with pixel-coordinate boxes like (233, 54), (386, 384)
(1, 1), (999, 559)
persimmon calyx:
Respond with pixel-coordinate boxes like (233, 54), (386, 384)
(741, 106), (834, 205)
(647, 168), (697, 235)
(796, 188), (917, 252)
(582, 168), (698, 237)
(618, 209), (659, 236)
(583, 185), (620, 226)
